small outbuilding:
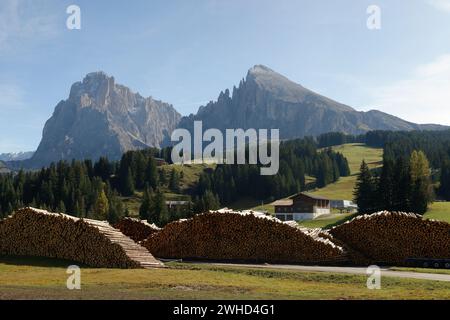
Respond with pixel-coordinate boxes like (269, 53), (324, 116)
(330, 200), (358, 213)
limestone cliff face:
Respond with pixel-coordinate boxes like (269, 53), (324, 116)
(29, 72), (181, 167)
(178, 65), (445, 139)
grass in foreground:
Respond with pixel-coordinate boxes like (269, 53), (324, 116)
(0, 256), (449, 300)
(390, 267), (450, 275)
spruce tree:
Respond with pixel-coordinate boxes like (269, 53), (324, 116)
(439, 160), (450, 200)
(354, 160), (376, 214)
(152, 189), (168, 226)
(94, 188), (109, 220)
(122, 168), (135, 196)
(139, 185), (153, 220)
(146, 157), (158, 190)
(378, 158), (396, 211)
(107, 192), (123, 224)
(409, 150), (433, 214)
(393, 157), (412, 212)
(169, 168), (181, 193)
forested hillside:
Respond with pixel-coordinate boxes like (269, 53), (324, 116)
(318, 130), (450, 201)
(194, 138), (350, 205)
(0, 136), (350, 225)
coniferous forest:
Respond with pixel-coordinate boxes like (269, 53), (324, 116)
(2, 130), (450, 223)
(321, 130), (450, 203)
(0, 136), (350, 225)
(194, 138), (350, 205)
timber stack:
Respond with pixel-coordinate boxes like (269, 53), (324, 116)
(329, 211), (450, 265)
(114, 217), (161, 242)
(142, 211), (346, 264)
(0, 207), (164, 269)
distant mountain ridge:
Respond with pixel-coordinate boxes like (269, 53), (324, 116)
(177, 65), (446, 139)
(10, 65), (448, 170)
(0, 151), (34, 162)
(26, 72), (181, 168)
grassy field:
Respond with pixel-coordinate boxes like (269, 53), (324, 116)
(311, 143), (383, 200)
(237, 143), (383, 216)
(297, 213), (354, 229)
(1, 256), (449, 300)
(424, 202), (450, 223)
(390, 267), (450, 275)
(161, 163), (214, 191)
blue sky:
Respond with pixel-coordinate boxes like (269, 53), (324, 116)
(1, 0), (450, 152)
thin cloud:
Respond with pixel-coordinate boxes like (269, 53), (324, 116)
(0, 83), (25, 110)
(427, 0), (450, 12)
(0, 0), (59, 53)
(369, 54), (450, 125)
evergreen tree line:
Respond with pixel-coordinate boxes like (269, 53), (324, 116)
(317, 130), (450, 200)
(138, 184), (195, 227)
(0, 160), (125, 222)
(0, 147), (182, 223)
(316, 132), (364, 148)
(354, 150), (434, 215)
(195, 138), (351, 205)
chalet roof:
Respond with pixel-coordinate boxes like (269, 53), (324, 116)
(272, 199), (293, 206)
(272, 192), (329, 207)
(294, 193), (329, 201)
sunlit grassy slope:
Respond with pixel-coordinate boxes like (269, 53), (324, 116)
(424, 202), (450, 223)
(311, 143), (384, 200)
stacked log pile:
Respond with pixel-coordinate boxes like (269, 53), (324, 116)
(143, 211), (345, 264)
(113, 217), (160, 242)
(329, 211), (450, 265)
(285, 221), (371, 265)
(0, 207), (163, 268)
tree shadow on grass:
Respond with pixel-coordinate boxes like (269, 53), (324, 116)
(0, 255), (88, 268)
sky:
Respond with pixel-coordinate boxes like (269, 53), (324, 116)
(1, 0), (450, 153)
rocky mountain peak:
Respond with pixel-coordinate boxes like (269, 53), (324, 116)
(177, 65), (447, 140)
(27, 72), (181, 168)
(68, 71), (118, 108)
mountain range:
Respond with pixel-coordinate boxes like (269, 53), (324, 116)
(178, 65), (446, 138)
(13, 65), (448, 168)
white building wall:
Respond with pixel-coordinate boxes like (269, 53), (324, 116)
(276, 209), (330, 222)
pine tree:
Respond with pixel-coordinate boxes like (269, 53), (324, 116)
(409, 150), (433, 214)
(169, 168), (181, 193)
(122, 168), (135, 196)
(107, 192), (123, 224)
(439, 160), (450, 200)
(145, 157), (158, 190)
(139, 185), (153, 220)
(57, 200), (66, 213)
(94, 188), (109, 220)
(201, 190), (220, 211)
(354, 160), (376, 214)
(149, 189), (168, 226)
(393, 157), (412, 212)
(378, 158), (395, 211)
